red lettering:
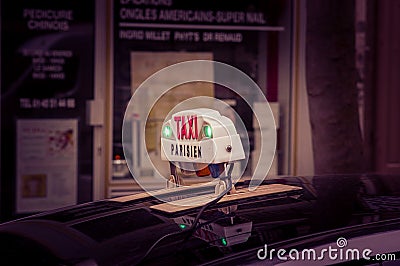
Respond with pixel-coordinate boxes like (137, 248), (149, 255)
(174, 116), (181, 139)
(181, 116), (187, 139)
(174, 114), (199, 140)
(195, 115), (198, 139)
(188, 115), (198, 139)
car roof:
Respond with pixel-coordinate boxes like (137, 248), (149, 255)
(1, 174), (400, 265)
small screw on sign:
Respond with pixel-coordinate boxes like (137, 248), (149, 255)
(226, 145), (232, 152)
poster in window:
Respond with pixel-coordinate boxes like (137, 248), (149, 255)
(16, 119), (78, 213)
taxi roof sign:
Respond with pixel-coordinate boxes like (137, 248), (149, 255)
(161, 108), (245, 165)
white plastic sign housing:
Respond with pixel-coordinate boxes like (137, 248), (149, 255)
(161, 108), (245, 164)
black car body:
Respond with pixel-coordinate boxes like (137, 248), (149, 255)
(1, 174), (400, 265)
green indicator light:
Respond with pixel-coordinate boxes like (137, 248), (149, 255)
(163, 125), (172, 138)
(203, 125), (213, 138)
(179, 224), (187, 229)
(221, 237), (227, 246)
